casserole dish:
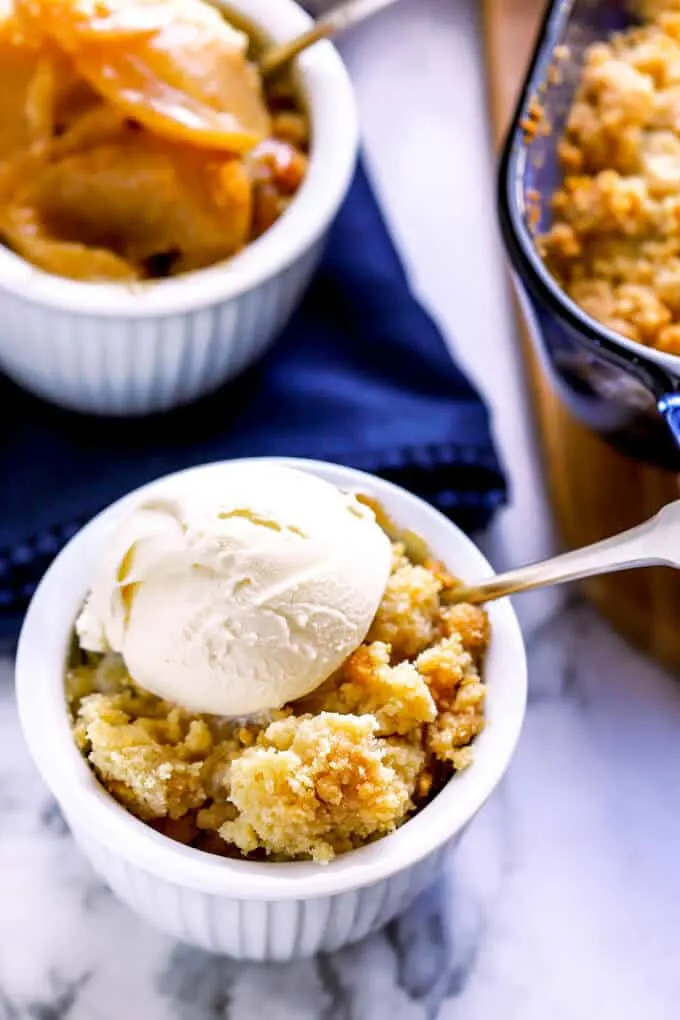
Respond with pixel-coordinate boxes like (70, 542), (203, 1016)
(499, 0), (680, 467)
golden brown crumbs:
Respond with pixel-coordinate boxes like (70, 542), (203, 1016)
(427, 723), (477, 770)
(297, 641), (436, 735)
(521, 97), (547, 143)
(221, 714), (424, 864)
(75, 693), (209, 820)
(541, 4), (680, 352)
(66, 539), (489, 863)
(416, 636), (476, 711)
(438, 602), (490, 661)
(367, 562), (442, 660)
(526, 187), (543, 232)
(423, 557), (456, 590)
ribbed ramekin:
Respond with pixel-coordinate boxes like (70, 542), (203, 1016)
(16, 459), (527, 960)
(0, 0), (357, 417)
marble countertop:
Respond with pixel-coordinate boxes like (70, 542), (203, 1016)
(2, 1), (680, 1017)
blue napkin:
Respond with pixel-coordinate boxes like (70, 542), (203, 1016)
(0, 161), (507, 640)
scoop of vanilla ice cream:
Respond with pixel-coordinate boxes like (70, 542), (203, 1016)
(76, 464), (392, 715)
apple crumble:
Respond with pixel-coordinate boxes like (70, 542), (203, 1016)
(540, 1), (680, 353)
(0, 0), (309, 282)
(66, 539), (489, 864)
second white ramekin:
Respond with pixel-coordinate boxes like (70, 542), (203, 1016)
(16, 459), (527, 960)
(0, 0), (358, 416)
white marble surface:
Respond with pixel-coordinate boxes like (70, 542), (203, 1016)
(3, 603), (680, 1019)
(2, 0), (680, 1017)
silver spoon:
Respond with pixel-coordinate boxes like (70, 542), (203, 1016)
(257, 0), (401, 77)
(449, 499), (680, 606)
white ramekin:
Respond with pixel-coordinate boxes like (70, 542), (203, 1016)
(16, 459), (527, 960)
(0, 1), (357, 417)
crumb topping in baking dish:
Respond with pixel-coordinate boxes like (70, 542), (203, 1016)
(542, 2), (680, 354)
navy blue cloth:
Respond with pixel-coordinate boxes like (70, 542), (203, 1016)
(0, 161), (507, 640)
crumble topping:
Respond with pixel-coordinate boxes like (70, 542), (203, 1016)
(66, 539), (489, 863)
(541, 3), (680, 353)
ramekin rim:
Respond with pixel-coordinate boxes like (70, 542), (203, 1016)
(16, 457), (527, 901)
(0, 0), (358, 318)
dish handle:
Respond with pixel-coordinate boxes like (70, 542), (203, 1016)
(657, 393), (680, 450)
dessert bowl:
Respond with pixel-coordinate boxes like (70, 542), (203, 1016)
(0, 0), (358, 417)
(16, 458), (527, 960)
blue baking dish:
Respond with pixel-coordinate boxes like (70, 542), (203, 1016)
(498, 0), (680, 468)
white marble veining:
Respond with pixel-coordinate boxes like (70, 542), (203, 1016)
(2, 0), (680, 1017)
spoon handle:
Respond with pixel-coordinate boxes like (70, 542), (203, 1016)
(451, 499), (680, 605)
(259, 0), (400, 77)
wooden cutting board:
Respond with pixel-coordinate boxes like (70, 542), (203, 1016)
(481, 0), (680, 668)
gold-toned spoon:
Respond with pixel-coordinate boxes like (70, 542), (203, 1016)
(448, 499), (680, 606)
(257, 0), (401, 77)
